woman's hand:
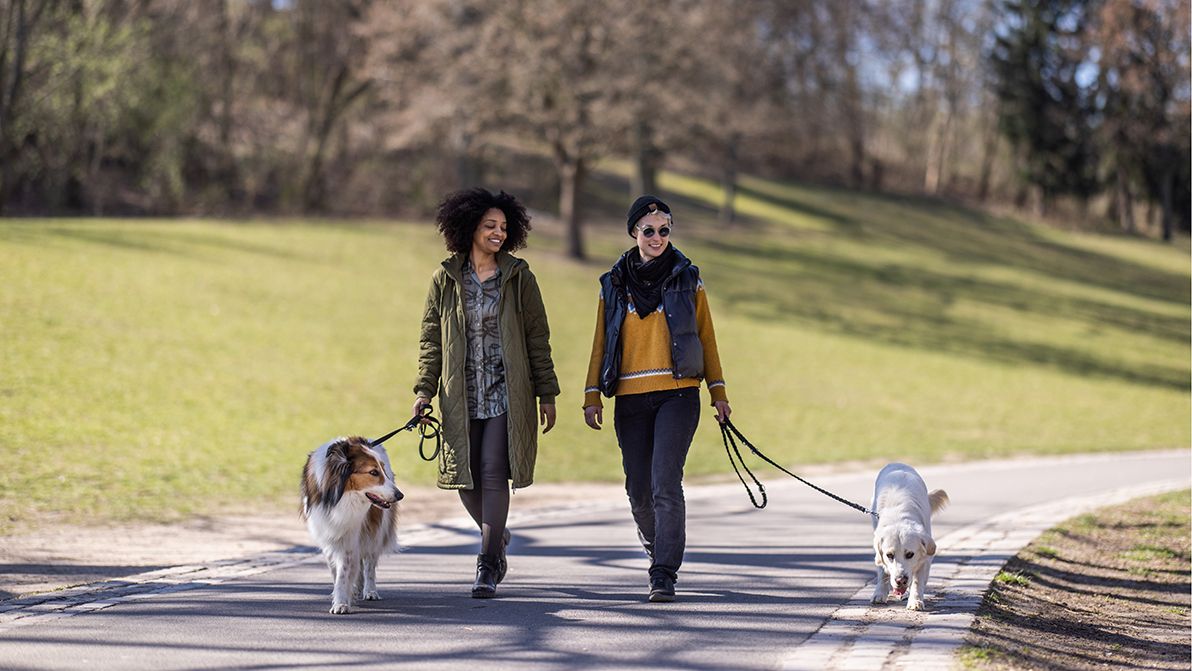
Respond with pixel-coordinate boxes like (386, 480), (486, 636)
(713, 400), (731, 424)
(412, 396), (432, 424)
(539, 403), (557, 434)
(583, 405), (603, 430)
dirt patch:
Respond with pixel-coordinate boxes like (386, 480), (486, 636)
(0, 482), (626, 601)
(959, 490), (1192, 670)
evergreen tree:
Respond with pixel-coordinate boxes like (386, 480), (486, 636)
(991, 0), (1099, 214)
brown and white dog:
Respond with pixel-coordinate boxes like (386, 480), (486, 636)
(301, 436), (402, 614)
(870, 462), (949, 611)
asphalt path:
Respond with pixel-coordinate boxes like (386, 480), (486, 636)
(1, 450), (1187, 671)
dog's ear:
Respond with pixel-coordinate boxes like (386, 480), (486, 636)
(924, 536), (937, 556)
(873, 536), (885, 565)
(325, 439), (354, 506)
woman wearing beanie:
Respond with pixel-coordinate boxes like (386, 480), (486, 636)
(414, 188), (560, 598)
(581, 195), (731, 602)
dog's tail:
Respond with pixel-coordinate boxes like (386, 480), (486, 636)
(928, 489), (950, 515)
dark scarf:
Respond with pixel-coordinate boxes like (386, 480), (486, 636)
(621, 244), (677, 318)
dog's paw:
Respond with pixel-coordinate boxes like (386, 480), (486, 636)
(363, 590), (381, 601)
(906, 598), (925, 611)
(329, 602), (352, 615)
(870, 592), (888, 605)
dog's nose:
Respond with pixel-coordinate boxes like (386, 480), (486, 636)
(895, 576), (909, 586)
(393, 488), (405, 502)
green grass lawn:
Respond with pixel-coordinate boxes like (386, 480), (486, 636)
(1, 171), (1188, 530)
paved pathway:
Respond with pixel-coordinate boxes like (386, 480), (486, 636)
(0, 450), (1187, 670)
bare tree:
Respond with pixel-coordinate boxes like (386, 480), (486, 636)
(0, 0), (59, 213)
(1092, 0), (1191, 239)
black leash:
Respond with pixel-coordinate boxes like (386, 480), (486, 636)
(370, 405), (443, 463)
(720, 419), (877, 519)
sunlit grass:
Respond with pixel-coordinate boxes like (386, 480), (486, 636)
(0, 169), (1188, 529)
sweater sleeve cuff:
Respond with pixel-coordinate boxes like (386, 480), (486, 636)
(583, 388), (603, 409)
(708, 381), (728, 405)
(538, 395), (556, 405)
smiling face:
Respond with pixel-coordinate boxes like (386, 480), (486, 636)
(633, 210), (672, 262)
(472, 208), (508, 256)
(874, 528), (936, 596)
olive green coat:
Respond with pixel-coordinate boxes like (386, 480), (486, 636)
(414, 251), (559, 489)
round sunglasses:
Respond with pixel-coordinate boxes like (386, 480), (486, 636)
(637, 225), (671, 239)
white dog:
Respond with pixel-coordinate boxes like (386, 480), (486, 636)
(870, 463), (949, 610)
(301, 436), (402, 614)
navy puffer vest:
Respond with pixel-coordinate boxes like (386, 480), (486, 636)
(597, 247), (704, 397)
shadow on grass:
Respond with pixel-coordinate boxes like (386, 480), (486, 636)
(965, 493), (1192, 671)
(639, 183), (1190, 391)
(735, 180), (1189, 306)
(700, 237), (1187, 390)
(579, 168), (1189, 391)
(0, 221), (321, 262)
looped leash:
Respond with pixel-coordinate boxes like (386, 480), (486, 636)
(720, 419), (877, 519)
(721, 418), (768, 509)
(370, 405), (443, 463)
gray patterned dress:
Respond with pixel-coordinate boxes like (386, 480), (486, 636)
(462, 261), (508, 419)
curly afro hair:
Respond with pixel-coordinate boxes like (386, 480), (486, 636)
(435, 188), (532, 254)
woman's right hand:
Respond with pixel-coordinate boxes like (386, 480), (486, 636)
(412, 396), (432, 423)
(583, 405), (603, 430)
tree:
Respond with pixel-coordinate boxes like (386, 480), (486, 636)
(1091, 0), (1191, 239)
(0, 0), (60, 212)
(677, 0), (788, 225)
(991, 0), (1100, 215)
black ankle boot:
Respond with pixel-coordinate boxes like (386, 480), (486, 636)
(496, 529), (511, 585)
(472, 554), (498, 598)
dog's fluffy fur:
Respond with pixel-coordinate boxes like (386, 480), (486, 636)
(870, 462), (949, 611)
(301, 436), (402, 614)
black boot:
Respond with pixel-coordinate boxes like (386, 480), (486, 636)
(472, 554), (498, 598)
(496, 528), (512, 585)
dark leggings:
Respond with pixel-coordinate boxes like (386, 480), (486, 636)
(458, 413), (510, 557)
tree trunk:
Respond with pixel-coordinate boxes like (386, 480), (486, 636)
(719, 134), (739, 227)
(452, 125), (478, 188)
(924, 100), (954, 196)
(846, 96), (865, 189)
(216, 0), (240, 204)
(630, 119), (657, 197)
(977, 125), (998, 203)
(923, 107), (943, 195)
(558, 153), (585, 260)
(1160, 165), (1174, 242)
(0, 0), (33, 214)
(1114, 164), (1136, 233)
(302, 71), (368, 213)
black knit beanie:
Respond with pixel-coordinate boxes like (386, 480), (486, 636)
(626, 195), (671, 236)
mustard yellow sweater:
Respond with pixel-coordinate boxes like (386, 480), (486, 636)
(583, 282), (728, 408)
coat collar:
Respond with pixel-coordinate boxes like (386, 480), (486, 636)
(442, 250), (525, 286)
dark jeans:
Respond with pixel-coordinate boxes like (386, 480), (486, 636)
(613, 388), (701, 581)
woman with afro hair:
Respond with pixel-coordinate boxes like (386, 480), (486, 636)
(412, 188), (559, 598)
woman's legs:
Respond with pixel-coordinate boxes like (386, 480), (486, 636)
(614, 389), (700, 585)
(648, 390), (699, 580)
(457, 413), (511, 556)
(614, 393), (657, 559)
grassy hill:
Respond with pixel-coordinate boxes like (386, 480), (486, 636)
(1, 172), (1188, 529)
